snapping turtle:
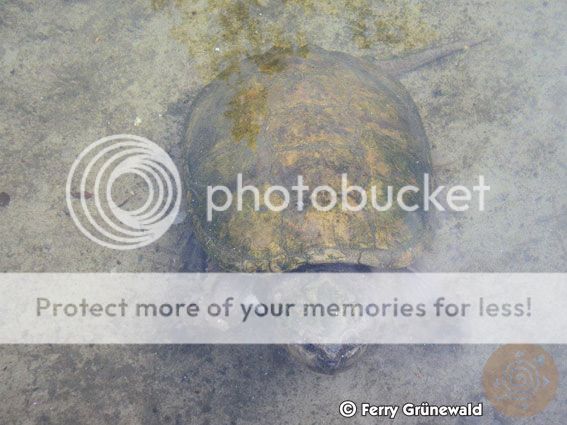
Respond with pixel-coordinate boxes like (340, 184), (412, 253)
(183, 42), (475, 373)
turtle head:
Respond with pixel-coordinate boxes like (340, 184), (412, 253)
(283, 262), (371, 374)
(287, 343), (367, 375)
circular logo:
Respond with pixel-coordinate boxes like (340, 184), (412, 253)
(339, 401), (357, 418)
(482, 344), (558, 417)
(66, 134), (181, 250)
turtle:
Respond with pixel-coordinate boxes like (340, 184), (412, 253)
(181, 41), (478, 373)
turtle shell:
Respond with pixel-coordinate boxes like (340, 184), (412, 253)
(184, 47), (433, 272)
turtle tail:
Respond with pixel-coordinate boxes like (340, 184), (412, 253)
(377, 39), (486, 76)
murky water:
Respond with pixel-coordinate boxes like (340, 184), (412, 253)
(0, 0), (565, 423)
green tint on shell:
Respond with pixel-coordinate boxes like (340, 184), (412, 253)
(224, 79), (267, 150)
(184, 47), (433, 272)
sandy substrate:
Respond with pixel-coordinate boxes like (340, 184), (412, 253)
(0, 0), (565, 423)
